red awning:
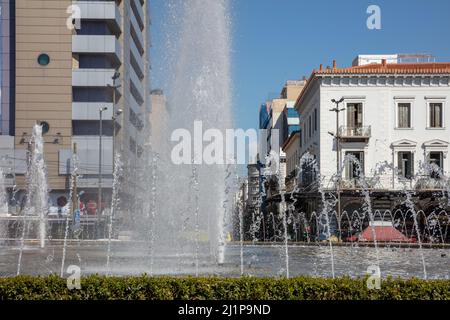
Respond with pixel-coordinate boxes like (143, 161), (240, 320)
(359, 222), (413, 243)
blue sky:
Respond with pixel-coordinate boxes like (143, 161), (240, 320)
(150, 0), (450, 131)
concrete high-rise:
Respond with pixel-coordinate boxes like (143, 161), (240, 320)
(0, 0), (151, 214)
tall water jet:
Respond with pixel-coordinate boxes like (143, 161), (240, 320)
(218, 163), (234, 265)
(17, 124), (49, 275)
(0, 165), (8, 215)
(191, 161), (200, 276)
(346, 154), (380, 266)
(268, 150), (290, 278)
(403, 190), (427, 279)
(237, 174), (244, 276)
(60, 146), (79, 277)
(26, 124), (49, 249)
(300, 152), (336, 278)
(106, 153), (123, 274)
(0, 165), (8, 241)
(146, 0), (233, 272)
(148, 148), (158, 276)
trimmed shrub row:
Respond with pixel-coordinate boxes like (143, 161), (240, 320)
(0, 275), (449, 300)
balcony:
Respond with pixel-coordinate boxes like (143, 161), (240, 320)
(415, 175), (449, 191)
(72, 35), (122, 64)
(339, 126), (371, 140)
(72, 69), (120, 87)
(129, 93), (143, 116)
(340, 177), (380, 190)
(130, 10), (145, 52)
(74, 1), (122, 34)
(130, 37), (145, 77)
(72, 102), (114, 120)
(131, 0), (145, 29)
(130, 66), (144, 101)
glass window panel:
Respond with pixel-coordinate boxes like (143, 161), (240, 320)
(430, 103), (443, 128)
(398, 103), (411, 128)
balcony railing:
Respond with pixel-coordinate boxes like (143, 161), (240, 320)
(415, 175), (449, 190)
(339, 126), (371, 139)
(340, 176), (379, 190)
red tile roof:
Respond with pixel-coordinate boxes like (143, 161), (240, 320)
(294, 61), (450, 111)
(315, 62), (450, 75)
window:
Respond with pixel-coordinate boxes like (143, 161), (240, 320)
(429, 152), (444, 179)
(301, 162), (315, 186)
(398, 152), (414, 179)
(299, 130), (303, 148)
(346, 103), (363, 128)
(37, 53), (50, 66)
(304, 122), (307, 143)
(73, 88), (113, 103)
(397, 103), (411, 128)
(79, 54), (115, 69)
(308, 115), (312, 137)
(72, 120), (113, 136)
(345, 151), (364, 180)
(39, 121), (50, 135)
(76, 21), (113, 36)
(129, 137), (137, 153)
(429, 103), (443, 128)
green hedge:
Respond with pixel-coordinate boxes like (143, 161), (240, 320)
(0, 275), (449, 300)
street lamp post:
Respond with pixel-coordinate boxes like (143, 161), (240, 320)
(329, 98), (345, 229)
(108, 72), (121, 172)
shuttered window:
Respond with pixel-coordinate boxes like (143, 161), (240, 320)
(397, 103), (411, 128)
(346, 103), (363, 127)
(429, 103), (443, 128)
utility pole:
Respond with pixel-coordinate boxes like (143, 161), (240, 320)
(329, 98), (345, 233)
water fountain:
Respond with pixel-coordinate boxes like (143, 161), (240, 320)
(132, 0), (234, 273)
(60, 147), (79, 277)
(26, 124), (49, 249)
(0, 166), (8, 215)
(106, 154), (123, 274)
(345, 154), (380, 267)
(17, 124), (49, 275)
(0, 1), (449, 280)
(148, 148), (158, 276)
(0, 165), (8, 242)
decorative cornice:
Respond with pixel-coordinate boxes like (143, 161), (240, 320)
(319, 74), (449, 87)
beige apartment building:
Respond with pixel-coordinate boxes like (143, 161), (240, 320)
(0, 0), (151, 213)
(258, 80), (305, 195)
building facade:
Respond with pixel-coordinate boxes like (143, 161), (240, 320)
(282, 131), (300, 193)
(258, 81), (305, 196)
(0, 0), (151, 215)
(246, 163), (260, 214)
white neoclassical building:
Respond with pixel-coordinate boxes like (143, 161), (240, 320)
(294, 58), (450, 196)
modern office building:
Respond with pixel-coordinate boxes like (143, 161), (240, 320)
(0, 0), (151, 214)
